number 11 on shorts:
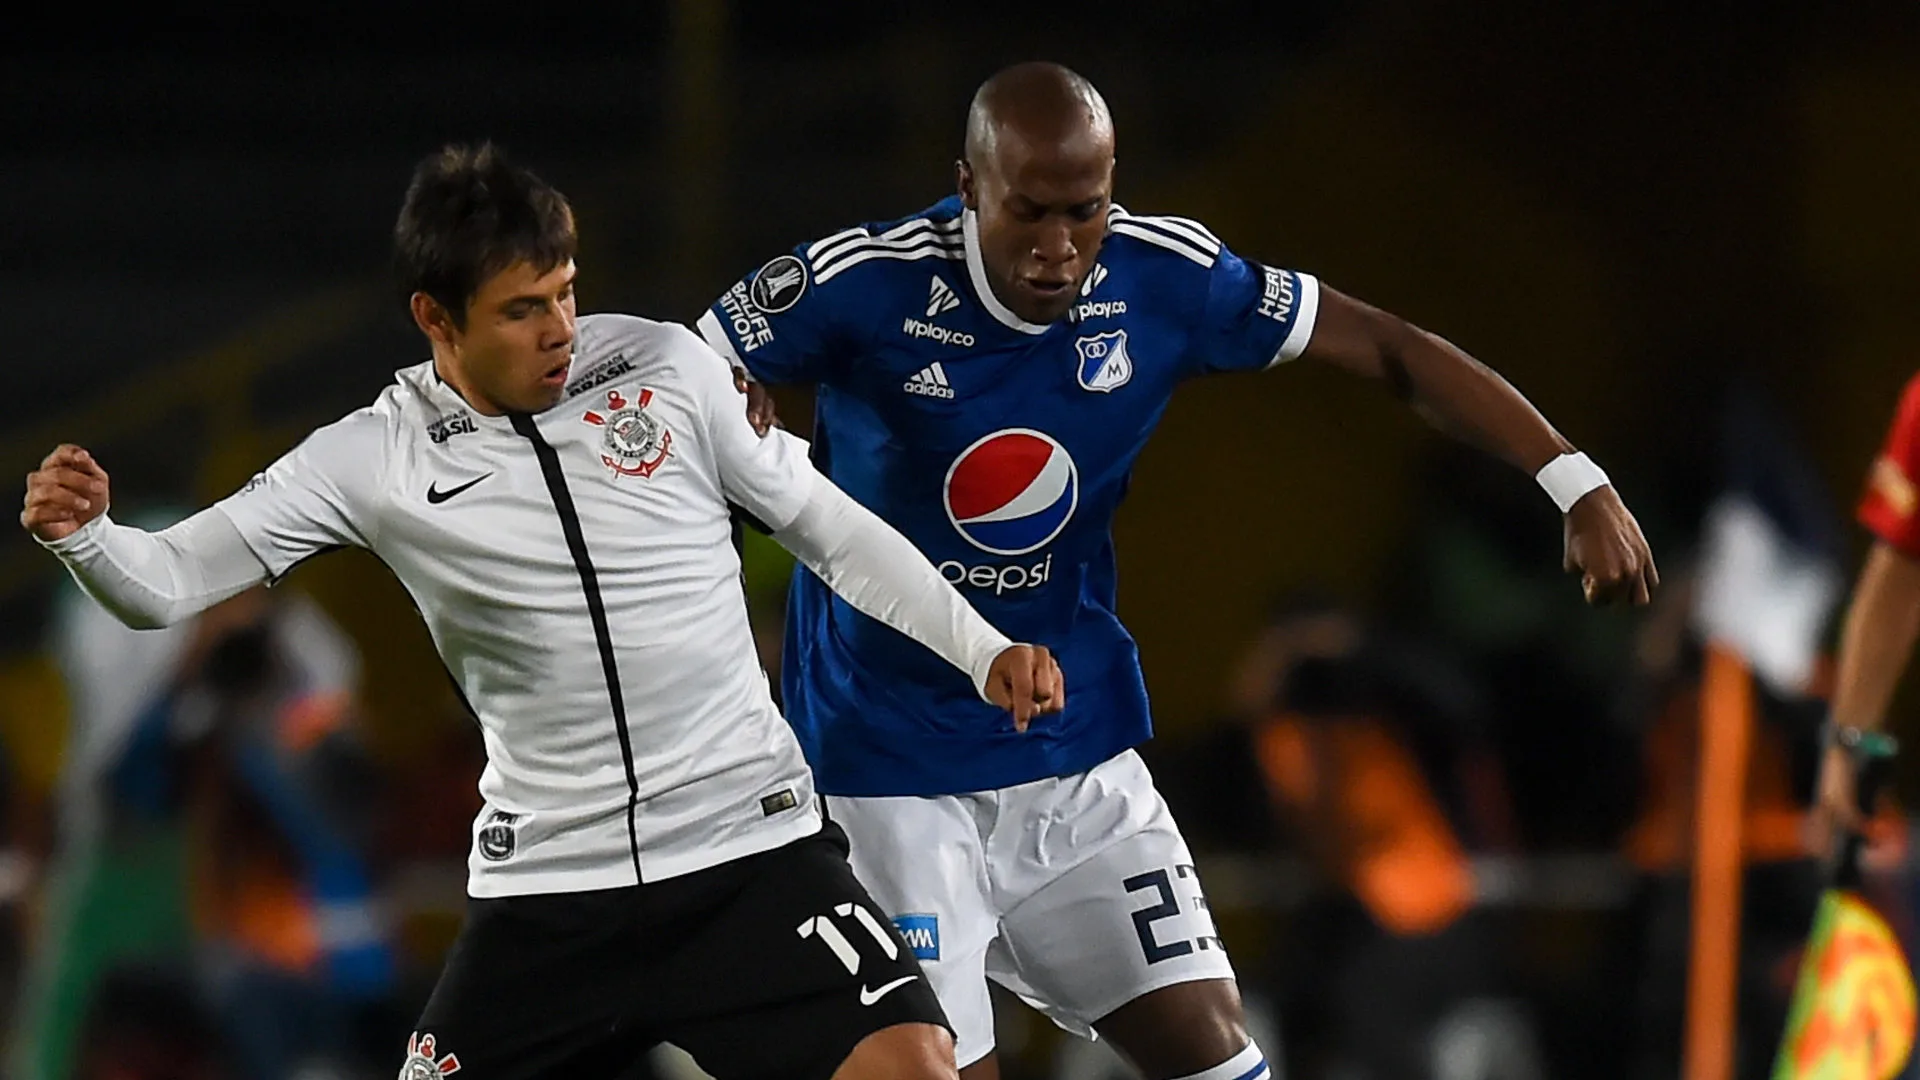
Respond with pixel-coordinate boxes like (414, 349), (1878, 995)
(797, 902), (900, 975)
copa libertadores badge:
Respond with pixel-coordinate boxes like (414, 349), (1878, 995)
(582, 388), (672, 478)
(750, 254), (808, 313)
(400, 1032), (461, 1077)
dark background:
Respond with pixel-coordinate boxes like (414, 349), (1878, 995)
(4, 4), (1917, 716)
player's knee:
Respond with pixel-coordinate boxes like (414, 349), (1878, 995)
(832, 1021), (957, 1080)
(1096, 978), (1251, 1078)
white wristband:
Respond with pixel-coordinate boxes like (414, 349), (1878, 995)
(1536, 452), (1609, 513)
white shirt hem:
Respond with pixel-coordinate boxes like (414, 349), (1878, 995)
(463, 805), (825, 898)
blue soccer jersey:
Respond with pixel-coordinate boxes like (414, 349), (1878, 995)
(699, 196), (1319, 796)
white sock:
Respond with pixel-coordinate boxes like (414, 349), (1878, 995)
(1170, 1040), (1272, 1080)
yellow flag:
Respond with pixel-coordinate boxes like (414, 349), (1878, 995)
(1775, 891), (1917, 1079)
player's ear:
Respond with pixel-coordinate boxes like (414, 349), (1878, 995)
(956, 158), (976, 210)
(410, 292), (460, 349)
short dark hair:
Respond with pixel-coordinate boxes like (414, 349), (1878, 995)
(392, 142), (576, 326)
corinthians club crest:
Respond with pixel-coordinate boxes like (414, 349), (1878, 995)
(582, 388), (672, 478)
(400, 1032), (461, 1078)
(477, 810), (518, 862)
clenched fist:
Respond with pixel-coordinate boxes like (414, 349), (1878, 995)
(984, 644), (1065, 732)
(1564, 485), (1659, 606)
(21, 444), (111, 543)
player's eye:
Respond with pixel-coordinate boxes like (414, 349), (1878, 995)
(1069, 201), (1104, 223)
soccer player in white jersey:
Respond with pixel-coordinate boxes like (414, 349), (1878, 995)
(19, 144), (1068, 1080)
(704, 64), (1658, 1080)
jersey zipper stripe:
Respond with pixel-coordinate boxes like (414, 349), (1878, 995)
(509, 412), (645, 883)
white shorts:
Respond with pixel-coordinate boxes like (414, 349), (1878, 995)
(824, 750), (1234, 1068)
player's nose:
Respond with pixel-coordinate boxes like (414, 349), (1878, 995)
(545, 308), (577, 349)
(1031, 221), (1077, 264)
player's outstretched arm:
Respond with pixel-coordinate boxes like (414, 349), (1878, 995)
(1812, 541), (1920, 848)
(1301, 287), (1658, 606)
(22, 444), (271, 629)
(686, 321), (1063, 727)
(772, 476), (1064, 730)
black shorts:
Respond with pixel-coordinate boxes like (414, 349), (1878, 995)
(403, 823), (948, 1080)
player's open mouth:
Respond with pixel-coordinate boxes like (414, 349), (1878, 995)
(1021, 277), (1072, 297)
(540, 363), (570, 386)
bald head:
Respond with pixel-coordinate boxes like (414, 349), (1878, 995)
(956, 63), (1116, 326)
(964, 62), (1115, 169)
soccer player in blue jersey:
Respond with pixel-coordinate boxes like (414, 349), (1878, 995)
(698, 63), (1657, 1080)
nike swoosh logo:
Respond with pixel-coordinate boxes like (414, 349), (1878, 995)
(426, 473), (492, 504)
(859, 975), (919, 1006)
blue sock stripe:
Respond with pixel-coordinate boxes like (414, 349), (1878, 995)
(1173, 1040), (1268, 1080)
(1230, 1060), (1269, 1080)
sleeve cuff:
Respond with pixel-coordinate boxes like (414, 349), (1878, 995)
(967, 635), (1016, 704)
(1860, 503), (1920, 561)
(35, 513), (108, 555)
(1267, 272), (1321, 367)
(696, 309), (748, 373)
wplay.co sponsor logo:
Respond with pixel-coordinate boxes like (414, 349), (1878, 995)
(901, 317), (975, 348)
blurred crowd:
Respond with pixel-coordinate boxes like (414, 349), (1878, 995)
(0, 386), (1911, 1080)
(2, 508), (431, 1080)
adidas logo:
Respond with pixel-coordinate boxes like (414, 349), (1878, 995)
(926, 276), (961, 318)
(903, 362), (956, 399)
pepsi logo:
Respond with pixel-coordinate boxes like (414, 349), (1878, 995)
(944, 429), (1078, 556)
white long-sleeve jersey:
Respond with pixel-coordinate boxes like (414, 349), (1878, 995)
(42, 314), (1013, 897)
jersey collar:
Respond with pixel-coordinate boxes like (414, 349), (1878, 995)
(423, 359), (518, 426)
(962, 209), (1052, 336)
